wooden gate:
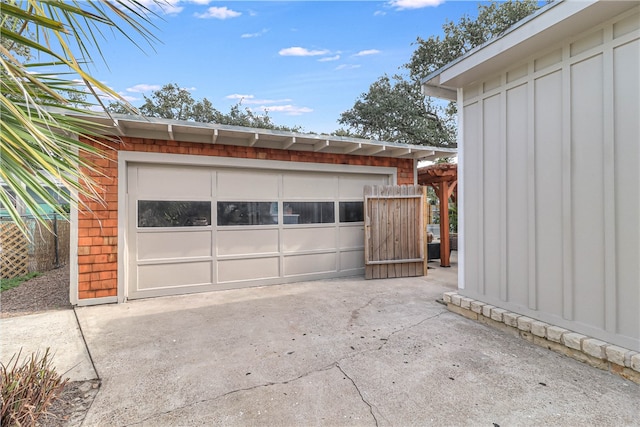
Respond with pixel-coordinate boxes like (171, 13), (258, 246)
(364, 185), (425, 279)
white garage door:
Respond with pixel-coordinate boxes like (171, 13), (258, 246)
(126, 162), (390, 299)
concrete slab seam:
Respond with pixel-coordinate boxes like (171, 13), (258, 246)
(442, 292), (640, 384)
(73, 307), (100, 380)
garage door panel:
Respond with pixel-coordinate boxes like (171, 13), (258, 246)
(129, 163), (394, 299)
(218, 257), (280, 282)
(339, 174), (387, 198)
(217, 170), (278, 199)
(137, 165), (212, 198)
(340, 250), (365, 271)
(282, 228), (336, 252)
(217, 229), (279, 256)
(137, 231), (212, 260)
(283, 174), (336, 199)
(284, 253), (336, 276)
(138, 261), (213, 290)
(339, 226), (365, 249)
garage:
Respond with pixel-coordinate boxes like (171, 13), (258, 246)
(126, 159), (391, 299)
(70, 114), (455, 304)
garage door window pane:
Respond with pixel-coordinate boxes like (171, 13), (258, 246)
(218, 202), (278, 226)
(138, 201), (211, 227)
(339, 202), (364, 222)
(284, 202), (334, 224)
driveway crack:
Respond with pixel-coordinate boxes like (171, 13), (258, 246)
(121, 363), (337, 427)
(376, 310), (446, 351)
(336, 363), (379, 427)
(122, 309), (448, 427)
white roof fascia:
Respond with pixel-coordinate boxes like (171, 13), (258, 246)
(70, 112), (457, 161)
(422, 74), (457, 101)
(422, 0), (637, 92)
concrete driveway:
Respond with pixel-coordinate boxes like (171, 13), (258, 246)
(74, 262), (639, 426)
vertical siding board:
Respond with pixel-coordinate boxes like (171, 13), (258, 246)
(482, 94), (502, 298)
(527, 60), (537, 311)
(613, 38), (640, 341)
(561, 45), (574, 321)
(463, 102), (481, 295)
(534, 69), (564, 317)
(500, 75), (508, 302)
(571, 53), (606, 329)
(506, 83), (530, 307)
(602, 26), (617, 335)
(478, 100), (485, 296)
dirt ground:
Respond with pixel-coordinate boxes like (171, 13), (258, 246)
(1, 265), (71, 318)
(1, 266), (99, 426)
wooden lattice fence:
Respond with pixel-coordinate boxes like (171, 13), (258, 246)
(0, 216), (70, 279)
(0, 222), (29, 279)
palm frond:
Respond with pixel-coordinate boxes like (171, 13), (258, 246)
(0, 0), (161, 235)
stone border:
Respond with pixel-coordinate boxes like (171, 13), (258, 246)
(443, 292), (640, 384)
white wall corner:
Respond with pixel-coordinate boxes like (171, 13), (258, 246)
(457, 87), (465, 291)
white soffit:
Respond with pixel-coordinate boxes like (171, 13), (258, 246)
(423, 0), (638, 92)
(76, 113), (457, 161)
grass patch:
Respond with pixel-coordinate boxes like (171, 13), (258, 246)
(0, 272), (41, 292)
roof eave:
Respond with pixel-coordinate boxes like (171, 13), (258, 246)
(421, 1), (637, 96)
(72, 112), (457, 161)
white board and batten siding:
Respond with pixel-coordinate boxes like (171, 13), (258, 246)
(460, 8), (639, 350)
(125, 155), (395, 300)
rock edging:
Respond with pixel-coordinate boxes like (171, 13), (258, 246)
(443, 292), (640, 384)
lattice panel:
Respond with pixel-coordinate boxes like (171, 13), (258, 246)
(1, 222), (29, 279)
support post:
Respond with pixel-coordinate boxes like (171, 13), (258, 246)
(438, 180), (451, 267)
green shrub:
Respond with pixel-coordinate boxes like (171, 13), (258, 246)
(0, 272), (41, 292)
(1, 349), (68, 426)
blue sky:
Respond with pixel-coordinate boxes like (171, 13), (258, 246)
(91, 1), (485, 134)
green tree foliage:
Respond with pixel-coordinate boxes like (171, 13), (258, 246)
(339, 74), (455, 146)
(139, 83), (211, 121)
(339, 0), (540, 147)
(407, 0), (541, 78)
(1, 0), (159, 235)
(109, 83), (302, 132)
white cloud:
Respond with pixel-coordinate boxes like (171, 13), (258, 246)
(318, 55), (341, 62)
(336, 64), (361, 71)
(388, 0), (444, 10)
(119, 94), (140, 103)
(241, 28), (268, 38)
(354, 49), (381, 57)
(126, 84), (161, 93)
(226, 94), (254, 100)
(226, 94), (293, 105)
(188, 0), (212, 5)
(374, 10), (387, 16)
(261, 105), (313, 116)
(279, 47), (330, 57)
(195, 6), (241, 19)
(249, 98), (292, 105)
